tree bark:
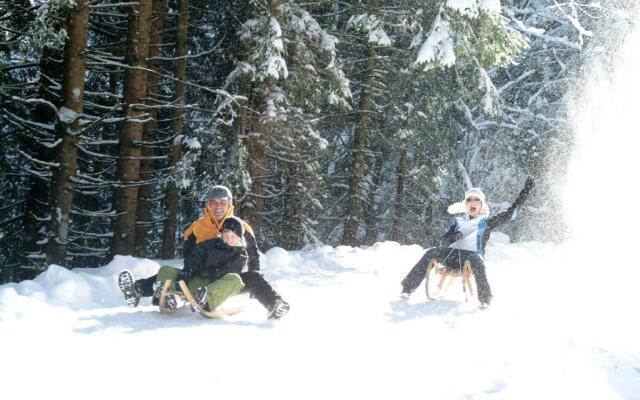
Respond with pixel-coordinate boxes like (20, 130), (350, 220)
(390, 70), (418, 243)
(364, 145), (385, 245)
(46, 0), (90, 266)
(161, 0), (188, 259)
(111, 0), (153, 257)
(280, 164), (300, 250)
(135, 0), (166, 257)
(19, 36), (64, 271)
(240, 82), (271, 244)
(341, 43), (376, 246)
(228, 24), (252, 223)
(390, 147), (407, 242)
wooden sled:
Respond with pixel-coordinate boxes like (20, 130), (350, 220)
(424, 259), (475, 301)
(177, 280), (244, 319)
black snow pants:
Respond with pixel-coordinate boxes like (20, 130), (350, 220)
(136, 270), (283, 311)
(400, 247), (492, 302)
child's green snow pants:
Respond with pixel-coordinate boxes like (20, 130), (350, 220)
(156, 266), (245, 311)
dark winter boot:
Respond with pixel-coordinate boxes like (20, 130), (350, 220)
(118, 270), (140, 307)
(194, 286), (208, 311)
(400, 286), (412, 299)
(165, 294), (177, 310)
(134, 275), (157, 297)
(479, 293), (492, 308)
(267, 299), (290, 320)
(151, 281), (177, 309)
(151, 281), (162, 306)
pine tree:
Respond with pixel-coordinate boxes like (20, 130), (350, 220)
(111, 0), (154, 256)
(161, 0), (189, 258)
(46, 0), (91, 265)
(135, 0), (167, 257)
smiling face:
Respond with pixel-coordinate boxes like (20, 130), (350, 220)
(465, 196), (482, 218)
(221, 229), (240, 246)
(208, 198), (230, 221)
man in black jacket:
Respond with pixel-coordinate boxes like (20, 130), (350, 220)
(118, 186), (289, 319)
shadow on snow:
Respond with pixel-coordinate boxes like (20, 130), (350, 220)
(73, 307), (272, 334)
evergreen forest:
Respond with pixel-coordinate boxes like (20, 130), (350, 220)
(1, 0), (636, 282)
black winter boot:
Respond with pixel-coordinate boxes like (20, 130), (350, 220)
(479, 293), (492, 308)
(267, 299), (290, 320)
(194, 287), (208, 311)
(151, 281), (176, 309)
(151, 281), (162, 306)
(118, 271), (140, 307)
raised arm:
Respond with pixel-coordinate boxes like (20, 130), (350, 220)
(487, 177), (534, 230)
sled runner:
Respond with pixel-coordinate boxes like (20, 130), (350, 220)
(177, 280), (244, 318)
(424, 259), (476, 301)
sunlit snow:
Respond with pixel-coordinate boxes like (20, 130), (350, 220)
(2, 8), (640, 400)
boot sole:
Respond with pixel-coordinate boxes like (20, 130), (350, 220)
(118, 271), (140, 307)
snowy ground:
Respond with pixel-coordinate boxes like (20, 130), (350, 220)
(1, 234), (639, 400)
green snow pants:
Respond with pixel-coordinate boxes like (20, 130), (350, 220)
(156, 266), (245, 311)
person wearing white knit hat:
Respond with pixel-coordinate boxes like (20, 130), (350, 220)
(400, 177), (534, 307)
(446, 187), (490, 219)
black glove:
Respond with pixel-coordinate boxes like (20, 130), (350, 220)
(514, 177), (534, 207)
(442, 231), (463, 246)
(176, 270), (191, 283)
(523, 177), (534, 193)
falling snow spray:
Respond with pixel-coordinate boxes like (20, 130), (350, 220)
(565, 19), (639, 252)
(562, 12), (640, 304)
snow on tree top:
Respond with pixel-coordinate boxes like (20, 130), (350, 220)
(369, 26), (391, 46)
(447, 0), (501, 17)
(416, 14), (455, 68)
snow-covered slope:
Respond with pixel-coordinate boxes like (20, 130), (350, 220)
(1, 236), (638, 399)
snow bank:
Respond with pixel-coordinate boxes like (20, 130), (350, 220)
(0, 256), (164, 314)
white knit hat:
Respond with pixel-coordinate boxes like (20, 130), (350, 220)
(447, 187), (490, 216)
(464, 187), (486, 204)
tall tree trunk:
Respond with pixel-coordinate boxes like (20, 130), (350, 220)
(341, 43), (376, 246)
(135, 0), (166, 257)
(161, 0), (188, 259)
(19, 41), (64, 271)
(364, 145), (385, 245)
(46, 0), (90, 266)
(220, 45), (250, 197)
(390, 146), (407, 242)
(390, 76), (414, 243)
(242, 126), (267, 242)
(111, 0), (153, 257)
(240, 83), (271, 245)
(228, 33), (252, 212)
(281, 164), (300, 250)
